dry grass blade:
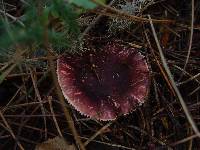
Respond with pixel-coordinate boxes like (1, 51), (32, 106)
(84, 122), (113, 146)
(43, 27), (86, 150)
(47, 96), (63, 137)
(171, 134), (198, 146)
(66, 133), (136, 150)
(81, 0), (116, 38)
(91, 0), (174, 24)
(174, 65), (200, 85)
(0, 9), (24, 26)
(0, 49), (26, 84)
(30, 69), (47, 139)
(182, 0), (194, 73)
(144, 30), (176, 96)
(148, 15), (200, 137)
(177, 72), (200, 86)
(0, 63), (17, 84)
(47, 50), (85, 150)
(128, 125), (172, 149)
(0, 110), (25, 150)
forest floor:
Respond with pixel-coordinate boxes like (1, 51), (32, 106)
(0, 0), (200, 149)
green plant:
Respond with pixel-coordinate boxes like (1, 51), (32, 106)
(0, 0), (105, 84)
(0, 0), (107, 58)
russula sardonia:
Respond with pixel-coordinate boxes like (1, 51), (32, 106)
(57, 42), (150, 121)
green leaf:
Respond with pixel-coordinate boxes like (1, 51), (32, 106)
(51, 9), (59, 18)
(0, 0), (82, 56)
(52, 0), (79, 31)
(69, 0), (97, 9)
(96, 0), (106, 4)
(40, 7), (50, 26)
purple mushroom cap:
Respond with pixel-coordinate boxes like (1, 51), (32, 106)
(57, 42), (150, 120)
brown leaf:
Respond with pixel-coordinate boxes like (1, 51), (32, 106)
(35, 136), (76, 150)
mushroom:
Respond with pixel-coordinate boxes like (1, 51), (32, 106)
(57, 42), (150, 121)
